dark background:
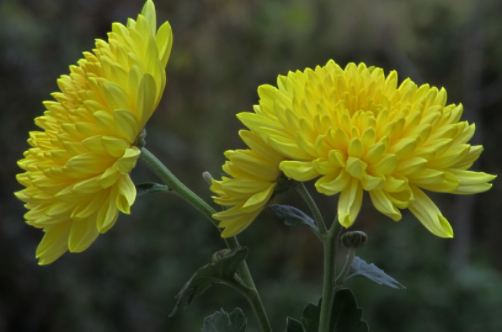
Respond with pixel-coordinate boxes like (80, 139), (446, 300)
(1, 0), (502, 331)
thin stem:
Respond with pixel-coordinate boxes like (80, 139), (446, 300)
(139, 147), (272, 332)
(139, 148), (219, 228)
(334, 248), (356, 285)
(318, 220), (343, 332)
(296, 183), (328, 235)
(226, 280), (274, 332)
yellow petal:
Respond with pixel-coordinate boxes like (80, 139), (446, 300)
(279, 161), (318, 182)
(348, 137), (365, 158)
(140, 0), (156, 35)
(156, 22), (173, 68)
(115, 147), (140, 174)
(408, 186), (453, 238)
(315, 170), (350, 195)
(241, 184), (276, 213)
(114, 109), (139, 143)
(337, 178), (363, 227)
(68, 217), (99, 253)
(369, 190), (401, 221)
(418, 171), (459, 193)
(361, 173), (385, 191)
(116, 175), (136, 214)
(101, 136), (130, 157)
(36, 223), (71, 265)
(396, 157), (428, 176)
(345, 157), (367, 180)
(96, 187), (119, 233)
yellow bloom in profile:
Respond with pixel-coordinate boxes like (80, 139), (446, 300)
(238, 61), (495, 238)
(211, 130), (285, 237)
(15, 0), (173, 264)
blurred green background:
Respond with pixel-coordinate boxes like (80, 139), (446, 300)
(2, 0), (502, 331)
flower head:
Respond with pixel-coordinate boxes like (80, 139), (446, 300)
(237, 61), (495, 238)
(15, 0), (173, 264)
(211, 130), (284, 237)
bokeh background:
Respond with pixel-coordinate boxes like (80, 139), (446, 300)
(1, 0), (502, 331)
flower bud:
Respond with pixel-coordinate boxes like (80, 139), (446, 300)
(212, 249), (231, 262)
(202, 171), (214, 185)
(135, 128), (147, 149)
(341, 231), (368, 249)
(274, 173), (298, 195)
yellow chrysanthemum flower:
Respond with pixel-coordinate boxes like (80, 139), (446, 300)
(211, 130), (285, 237)
(237, 61), (495, 238)
(15, 0), (173, 264)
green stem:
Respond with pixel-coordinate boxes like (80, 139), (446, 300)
(335, 248), (356, 285)
(139, 148), (219, 228)
(296, 183), (328, 235)
(226, 280), (275, 332)
(318, 221), (343, 332)
(247, 291), (273, 332)
(139, 147), (272, 332)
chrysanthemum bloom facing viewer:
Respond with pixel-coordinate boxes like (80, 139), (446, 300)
(15, 0), (173, 264)
(234, 61), (495, 238)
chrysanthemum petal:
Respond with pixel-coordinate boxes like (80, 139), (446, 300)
(219, 208), (262, 238)
(116, 175), (136, 214)
(407, 169), (445, 185)
(103, 82), (131, 112)
(267, 135), (312, 160)
(72, 190), (108, 219)
(221, 178), (271, 195)
(239, 130), (283, 164)
(101, 136), (130, 157)
(141, 1), (157, 35)
(315, 170), (351, 196)
(279, 161), (318, 181)
(65, 153), (113, 174)
(69, 217), (99, 253)
(114, 109), (140, 143)
(97, 188), (119, 234)
(453, 183), (493, 194)
(338, 178), (363, 227)
(156, 22), (173, 68)
(418, 171), (459, 193)
(36, 223), (71, 265)
(136, 73), (157, 127)
(369, 190), (401, 221)
(396, 157), (427, 175)
(115, 147), (140, 174)
(361, 173), (385, 191)
(241, 184), (276, 213)
(449, 169), (496, 186)
(408, 186), (453, 238)
(346, 157), (367, 180)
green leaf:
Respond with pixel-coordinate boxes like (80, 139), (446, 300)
(135, 182), (170, 196)
(345, 257), (406, 289)
(286, 317), (305, 332)
(170, 247), (249, 317)
(202, 308), (247, 332)
(269, 205), (318, 231)
(299, 290), (368, 332)
(330, 289), (368, 332)
(300, 301), (320, 332)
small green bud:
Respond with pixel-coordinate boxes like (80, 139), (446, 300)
(135, 128), (147, 149)
(212, 249), (231, 262)
(202, 171), (213, 185)
(341, 231), (368, 249)
(274, 173), (298, 195)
